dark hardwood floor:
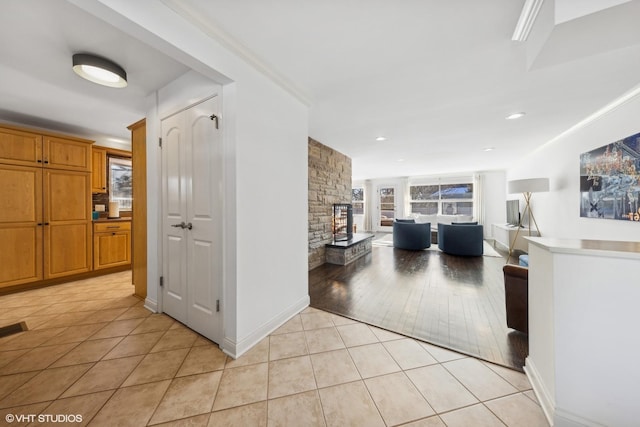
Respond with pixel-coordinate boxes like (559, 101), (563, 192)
(309, 240), (528, 371)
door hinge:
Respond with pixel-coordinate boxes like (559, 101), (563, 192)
(159, 276), (164, 287)
(158, 137), (162, 148)
(216, 299), (220, 312)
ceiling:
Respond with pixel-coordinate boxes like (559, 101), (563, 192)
(1, 1), (640, 178)
(0, 0), (189, 148)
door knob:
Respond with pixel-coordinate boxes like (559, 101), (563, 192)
(186, 222), (193, 230)
(171, 222), (186, 229)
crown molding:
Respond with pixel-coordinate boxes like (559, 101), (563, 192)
(512, 0), (545, 41)
(161, 0), (312, 106)
(537, 83), (640, 152)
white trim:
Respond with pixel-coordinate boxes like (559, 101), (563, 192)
(143, 297), (158, 313)
(512, 0), (545, 42)
(524, 356), (555, 426)
(536, 83), (640, 153)
(221, 295), (309, 359)
(161, 0), (312, 107)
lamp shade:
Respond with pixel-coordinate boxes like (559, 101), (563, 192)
(508, 177), (549, 194)
(72, 54), (127, 88)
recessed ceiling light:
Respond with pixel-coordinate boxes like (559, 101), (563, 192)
(506, 112), (525, 120)
(375, 136), (387, 141)
(72, 53), (127, 88)
(483, 147), (495, 152)
(396, 158), (405, 162)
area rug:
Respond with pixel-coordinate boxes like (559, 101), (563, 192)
(372, 233), (502, 257)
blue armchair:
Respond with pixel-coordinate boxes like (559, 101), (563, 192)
(393, 220), (431, 250)
(437, 223), (484, 256)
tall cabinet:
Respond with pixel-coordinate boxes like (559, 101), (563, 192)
(0, 125), (92, 289)
(128, 118), (147, 300)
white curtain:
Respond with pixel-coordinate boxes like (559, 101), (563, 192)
(363, 180), (373, 231)
(474, 173), (485, 228)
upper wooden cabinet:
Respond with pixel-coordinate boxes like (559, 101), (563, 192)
(44, 136), (92, 171)
(0, 127), (42, 167)
(0, 125), (92, 171)
(92, 147), (107, 193)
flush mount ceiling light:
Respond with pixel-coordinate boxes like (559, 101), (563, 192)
(506, 112), (526, 120)
(72, 54), (127, 88)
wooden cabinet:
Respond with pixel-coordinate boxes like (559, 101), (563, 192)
(0, 126), (91, 171)
(0, 164), (43, 287)
(0, 124), (93, 290)
(91, 147), (107, 193)
(129, 118), (147, 299)
(44, 169), (92, 278)
(93, 221), (131, 270)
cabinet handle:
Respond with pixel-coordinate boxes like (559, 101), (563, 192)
(106, 226), (120, 229)
(43, 160), (49, 164)
(37, 160), (42, 163)
(37, 223), (43, 226)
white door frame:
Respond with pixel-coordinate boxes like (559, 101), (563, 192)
(376, 184), (398, 232)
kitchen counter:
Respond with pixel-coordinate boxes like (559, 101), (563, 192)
(93, 217), (131, 222)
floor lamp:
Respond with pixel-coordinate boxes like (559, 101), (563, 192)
(507, 177), (549, 259)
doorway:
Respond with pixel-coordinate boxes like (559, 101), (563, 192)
(160, 95), (223, 344)
(377, 185), (397, 231)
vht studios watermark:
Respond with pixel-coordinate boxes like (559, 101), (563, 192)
(5, 413), (83, 423)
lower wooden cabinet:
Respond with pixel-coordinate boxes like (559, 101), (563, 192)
(93, 221), (131, 270)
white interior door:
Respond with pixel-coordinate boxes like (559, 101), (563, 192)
(161, 95), (222, 344)
(378, 185), (397, 231)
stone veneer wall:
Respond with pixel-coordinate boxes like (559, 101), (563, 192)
(308, 138), (352, 270)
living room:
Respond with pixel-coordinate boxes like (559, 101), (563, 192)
(2, 1), (640, 426)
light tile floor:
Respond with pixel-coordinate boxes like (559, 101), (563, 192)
(0, 271), (549, 426)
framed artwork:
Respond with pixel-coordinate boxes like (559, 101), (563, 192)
(580, 131), (640, 221)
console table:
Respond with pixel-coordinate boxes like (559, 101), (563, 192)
(492, 223), (538, 252)
(325, 233), (374, 265)
(525, 237), (640, 427)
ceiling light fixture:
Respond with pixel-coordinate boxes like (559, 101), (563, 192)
(375, 136), (387, 141)
(483, 147), (495, 152)
(506, 112), (526, 120)
(72, 53), (127, 88)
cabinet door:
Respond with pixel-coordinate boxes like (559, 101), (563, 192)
(91, 148), (107, 193)
(94, 231), (131, 269)
(0, 165), (43, 287)
(43, 170), (92, 278)
(44, 136), (92, 171)
(0, 127), (42, 167)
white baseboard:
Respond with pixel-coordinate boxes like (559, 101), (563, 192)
(524, 357), (555, 426)
(221, 294), (310, 359)
(144, 298), (158, 313)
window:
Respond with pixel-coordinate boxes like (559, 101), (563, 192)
(410, 182), (473, 216)
(109, 156), (132, 211)
(352, 187), (364, 214)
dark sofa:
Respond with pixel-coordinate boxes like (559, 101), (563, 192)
(437, 222), (484, 256)
(392, 220), (431, 250)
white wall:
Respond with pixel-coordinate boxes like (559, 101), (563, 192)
(481, 170), (508, 238)
(84, 0), (310, 357)
(508, 92), (640, 241)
